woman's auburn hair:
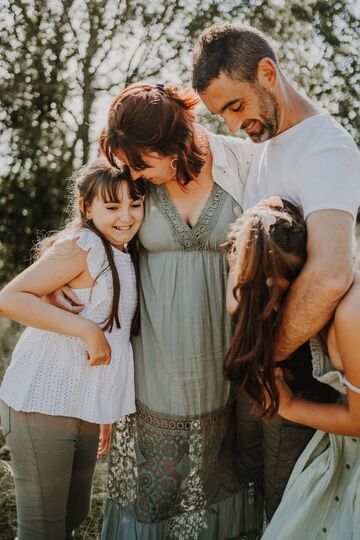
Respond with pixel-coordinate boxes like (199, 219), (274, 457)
(99, 82), (206, 185)
(224, 199), (307, 417)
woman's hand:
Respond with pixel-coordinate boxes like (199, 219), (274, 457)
(98, 424), (112, 456)
(46, 285), (84, 314)
(80, 321), (111, 366)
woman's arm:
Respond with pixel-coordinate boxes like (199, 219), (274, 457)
(278, 282), (360, 436)
(226, 250), (239, 315)
(226, 268), (239, 315)
(0, 240), (111, 366)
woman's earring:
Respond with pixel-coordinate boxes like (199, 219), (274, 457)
(170, 158), (178, 171)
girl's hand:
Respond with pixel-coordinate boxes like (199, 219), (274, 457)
(80, 322), (111, 366)
(98, 424), (112, 456)
(275, 367), (295, 417)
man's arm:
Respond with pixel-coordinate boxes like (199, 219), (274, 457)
(274, 209), (354, 361)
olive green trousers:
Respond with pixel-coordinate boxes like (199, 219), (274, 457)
(0, 400), (99, 540)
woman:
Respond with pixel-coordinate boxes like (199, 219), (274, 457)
(97, 82), (263, 539)
(226, 197), (360, 539)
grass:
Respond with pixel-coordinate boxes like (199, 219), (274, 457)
(0, 319), (108, 540)
(0, 448), (17, 540)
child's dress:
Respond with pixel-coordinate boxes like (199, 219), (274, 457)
(262, 335), (360, 540)
(0, 228), (137, 423)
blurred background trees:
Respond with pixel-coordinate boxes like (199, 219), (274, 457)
(0, 0), (359, 283)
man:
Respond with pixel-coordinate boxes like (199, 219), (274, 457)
(192, 23), (360, 520)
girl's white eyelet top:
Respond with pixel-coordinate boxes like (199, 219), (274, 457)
(0, 228), (137, 424)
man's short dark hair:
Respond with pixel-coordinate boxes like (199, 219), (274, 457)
(192, 24), (278, 92)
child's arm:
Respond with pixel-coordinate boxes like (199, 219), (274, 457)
(276, 372), (360, 436)
(277, 286), (360, 436)
(0, 239), (111, 366)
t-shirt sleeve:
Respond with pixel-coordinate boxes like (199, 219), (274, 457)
(294, 144), (360, 219)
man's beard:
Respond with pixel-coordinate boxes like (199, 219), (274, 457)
(250, 85), (280, 143)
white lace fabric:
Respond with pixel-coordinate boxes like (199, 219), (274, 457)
(205, 128), (253, 207)
(0, 229), (137, 423)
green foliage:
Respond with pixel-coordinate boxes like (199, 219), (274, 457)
(0, 0), (359, 283)
(0, 319), (22, 380)
(0, 319), (20, 540)
(0, 454), (17, 540)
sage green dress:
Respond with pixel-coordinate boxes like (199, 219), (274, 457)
(102, 183), (263, 539)
(262, 336), (360, 539)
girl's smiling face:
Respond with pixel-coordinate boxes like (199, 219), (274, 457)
(83, 182), (144, 250)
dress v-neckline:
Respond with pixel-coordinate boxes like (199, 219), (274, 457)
(159, 183), (217, 231)
(152, 182), (227, 250)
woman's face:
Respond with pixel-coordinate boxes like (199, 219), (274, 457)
(115, 150), (176, 185)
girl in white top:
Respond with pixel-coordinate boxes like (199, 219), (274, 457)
(0, 157), (145, 540)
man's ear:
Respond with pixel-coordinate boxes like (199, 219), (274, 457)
(256, 58), (278, 90)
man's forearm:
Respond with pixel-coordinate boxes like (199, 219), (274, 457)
(275, 265), (353, 361)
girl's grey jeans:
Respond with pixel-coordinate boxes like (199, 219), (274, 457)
(0, 400), (100, 540)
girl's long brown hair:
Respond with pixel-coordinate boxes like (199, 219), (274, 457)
(35, 157), (146, 334)
(224, 198), (307, 417)
(99, 82), (206, 185)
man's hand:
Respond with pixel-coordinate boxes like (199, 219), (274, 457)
(47, 285), (84, 314)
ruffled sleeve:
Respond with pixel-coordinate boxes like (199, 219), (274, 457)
(54, 228), (110, 311)
(310, 335), (346, 395)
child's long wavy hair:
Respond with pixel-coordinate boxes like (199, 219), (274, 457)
(35, 157), (146, 334)
(224, 197), (307, 417)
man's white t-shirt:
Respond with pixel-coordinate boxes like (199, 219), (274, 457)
(244, 112), (360, 222)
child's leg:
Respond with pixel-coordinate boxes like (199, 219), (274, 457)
(0, 401), (98, 539)
(65, 420), (100, 535)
